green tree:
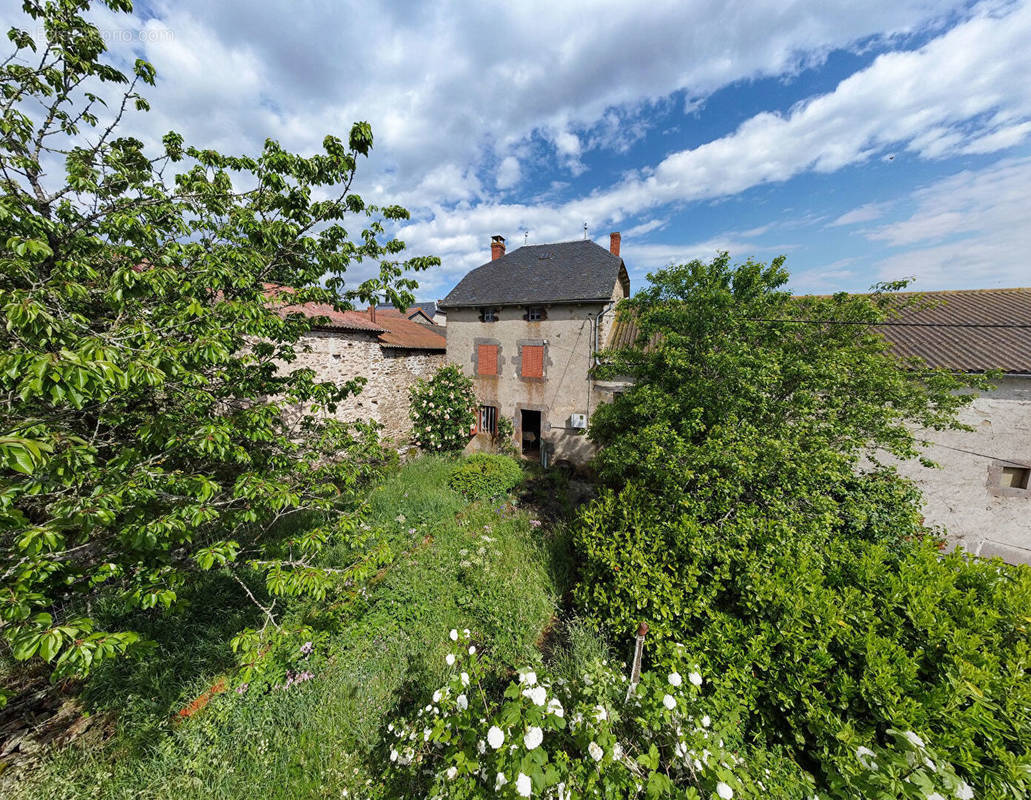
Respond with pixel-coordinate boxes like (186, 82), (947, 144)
(0, 0), (437, 691)
(590, 252), (986, 509)
(576, 253), (1031, 796)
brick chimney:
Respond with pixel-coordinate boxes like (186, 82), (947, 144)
(609, 231), (621, 257)
(368, 304), (376, 323)
(491, 234), (506, 261)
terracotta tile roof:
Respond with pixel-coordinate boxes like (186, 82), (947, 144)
(604, 288), (1031, 374)
(378, 302), (441, 320)
(875, 288), (1031, 374)
(263, 284), (386, 332)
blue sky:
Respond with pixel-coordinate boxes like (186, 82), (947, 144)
(6, 0), (1030, 298)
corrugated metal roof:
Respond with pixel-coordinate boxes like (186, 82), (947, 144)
(876, 288), (1031, 373)
(374, 310), (447, 350)
(607, 309), (641, 350)
(604, 288), (1031, 374)
(440, 239), (624, 308)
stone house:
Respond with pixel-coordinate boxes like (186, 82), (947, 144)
(439, 233), (630, 467)
(272, 295), (446, 441)
(875, 288), (1031, 565)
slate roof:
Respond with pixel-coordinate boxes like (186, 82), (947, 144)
(440, 240), (624, 308)
(379, 301), (442, 319)
(605, 288), (1031, 374)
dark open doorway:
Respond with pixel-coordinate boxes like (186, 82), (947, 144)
(520, 409), (542, 460)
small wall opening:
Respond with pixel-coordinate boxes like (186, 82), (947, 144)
(1000, 466), (1031, 490)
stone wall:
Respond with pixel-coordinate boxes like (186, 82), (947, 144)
(890, 375), (1031, 565)
(288, 329), (445, 442)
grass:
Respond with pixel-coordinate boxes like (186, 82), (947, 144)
(9, 455), (573, 800)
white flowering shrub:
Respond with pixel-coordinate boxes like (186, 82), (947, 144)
(409, 365), (477, 452)
(384, 631), (814, 799)
(825, 729), (979, 800)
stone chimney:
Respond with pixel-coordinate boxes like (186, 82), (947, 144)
(368, 305), (376, 323)
(491, 234), (506, 261)
(609, 231), (621, 257)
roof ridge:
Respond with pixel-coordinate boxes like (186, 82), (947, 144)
(887, 287), (1031, 296)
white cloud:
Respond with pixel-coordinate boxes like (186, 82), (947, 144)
(16, 0), (969, 196)
(392, 2), (1031, 293)
(4, 0), (1027, 296)
(829, 202), (891, 227)
(623, 219), (667, 237)
(624, 237), (793, 277)
(868, 157), (1031, 289)
(496, 156), (522, 190)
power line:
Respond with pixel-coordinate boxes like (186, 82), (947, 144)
(739, 318), (1031, 329)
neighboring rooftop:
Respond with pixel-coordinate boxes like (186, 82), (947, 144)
(440, 236), (627, 309)
(875, 288), (1031, 374)
(265, 285), (445, 349)
(373, 309), (446, 350)
(605, 288), (1031, 374)
(379, 301), (442, 320)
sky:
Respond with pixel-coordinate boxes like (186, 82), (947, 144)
(7, 0), (1031, 299)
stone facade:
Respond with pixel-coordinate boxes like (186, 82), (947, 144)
(289, 329), (445, 441)
(890, 375), (1031, 565)
(447, 286), (628, 467)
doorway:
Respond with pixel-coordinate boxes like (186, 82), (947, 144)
(520, 409), (542, 460)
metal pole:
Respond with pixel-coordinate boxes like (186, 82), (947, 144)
(625, 622), (648, 701)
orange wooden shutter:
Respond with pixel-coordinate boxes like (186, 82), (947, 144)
(477, 344), (498, 375)
(522, 345), (544, 378)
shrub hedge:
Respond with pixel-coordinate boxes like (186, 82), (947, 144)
(574, 484), (1031, 798)
(447, 454), (524, 500)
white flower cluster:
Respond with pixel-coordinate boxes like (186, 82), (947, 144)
(847, 729), (977, 800)
(458, 533), (499, 570)
(386, 634), (760, 799)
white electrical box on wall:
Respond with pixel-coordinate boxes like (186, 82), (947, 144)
(569, 413), (588, 429)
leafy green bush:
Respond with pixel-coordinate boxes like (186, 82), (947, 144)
(386, 631), (980, 800)
(410, 364), (477, 451)
(0, 1), (436, 693)
(574, 484), (1031, 798)
(448, 454), (524, 499)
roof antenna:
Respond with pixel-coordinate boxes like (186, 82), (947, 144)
(524, 230), (529, 246)
(583, 221), (588, 240)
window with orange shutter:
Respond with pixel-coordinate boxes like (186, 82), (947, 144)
(477, 344), (498, 375)
(521, 345), (544, 378)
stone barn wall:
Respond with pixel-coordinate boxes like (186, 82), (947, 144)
(891, 376), (1031, 565)
(289, 329), (445, 442)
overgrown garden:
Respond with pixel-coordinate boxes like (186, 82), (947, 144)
(2, 2), (1029, 799)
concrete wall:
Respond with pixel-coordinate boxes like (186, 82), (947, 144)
(446, 303), (615, 465)
(287, 329), (445, 442)
(892, 375), (1031, 565)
